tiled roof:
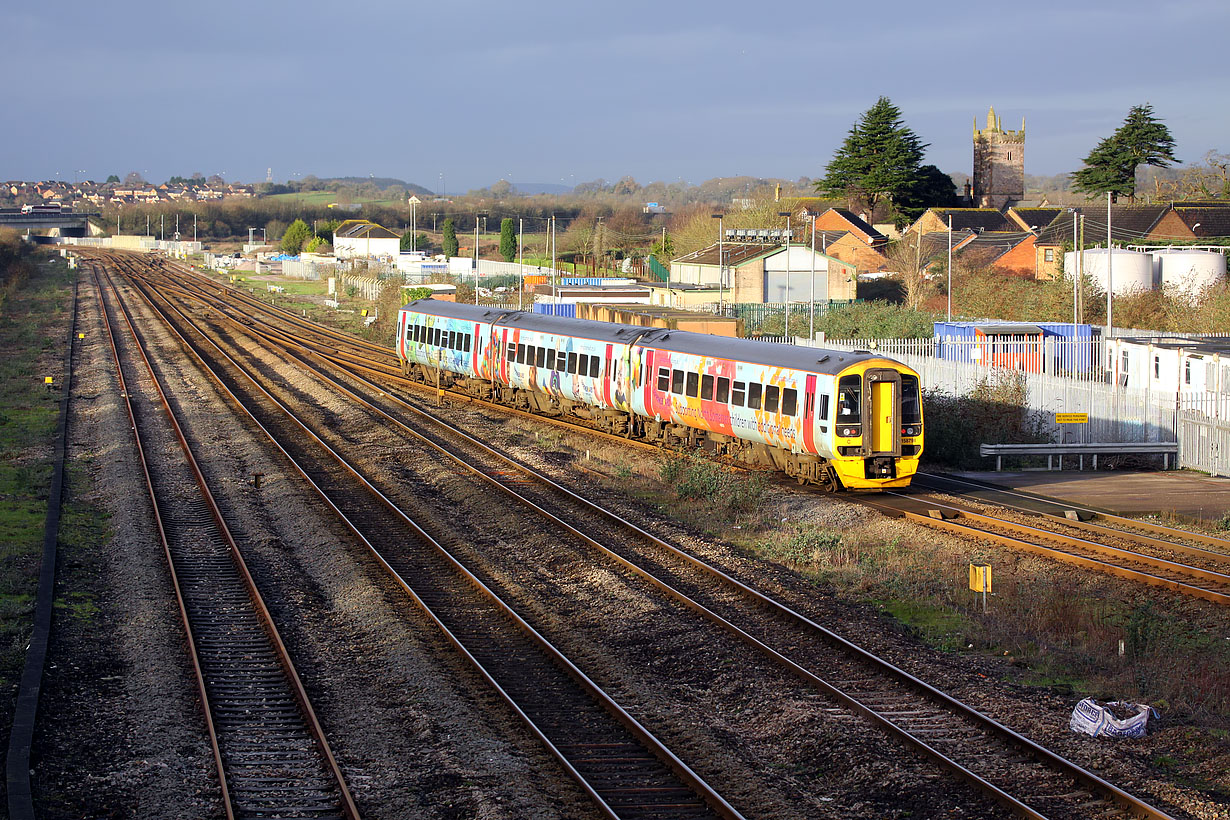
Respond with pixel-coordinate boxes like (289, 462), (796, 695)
(1035, 205), (1169, 245)
(826, 208), (886, 241)
(1007, 207), (1062, 232)
(1169, 206), (1230, 239)
(927, 208), (1015, 233)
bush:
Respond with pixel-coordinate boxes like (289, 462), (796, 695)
(659, 451), (769, 524)
(922, 370), (1049, 469)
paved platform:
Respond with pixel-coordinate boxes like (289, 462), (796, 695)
(949, 469), (1230, 523)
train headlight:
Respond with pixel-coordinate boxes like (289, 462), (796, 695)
(901, 426), (918, 437)
(838, 426), (860, 438)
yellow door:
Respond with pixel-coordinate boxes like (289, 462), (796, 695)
(869, 378), (898, 455)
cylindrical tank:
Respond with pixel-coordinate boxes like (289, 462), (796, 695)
(1153, 249), (1226, 299)
(1063, 248), (1154, 296)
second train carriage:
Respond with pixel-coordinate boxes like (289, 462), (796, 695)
(396, 300), (923, 490)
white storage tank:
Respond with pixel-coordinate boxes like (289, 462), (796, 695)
(1063, 248), (1154, 296)
(1154, 249), (1226, 299)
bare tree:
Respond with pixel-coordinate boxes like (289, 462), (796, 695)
(884, 236), (935, 310)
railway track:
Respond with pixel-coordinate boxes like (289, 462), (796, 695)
(89, 260), (359, 820)
(861, 479), (1230, 605)
(105, 252), (743, 819)
(148, 256), (1230, 607)
(100, 251), (1188, 818)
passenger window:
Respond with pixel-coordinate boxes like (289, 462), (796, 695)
(732, 381), (746, 406)
(782, 388), (797, 416)
(448, 331), (457, 349)
(536, 347), (547, 368)
(516, 343), (525, 363)
(657, 367), (670, 392)
(567, 352), (577, 374)
(700, 374), (714, 401)
(819, 394), (829, 419)
(579, 354), (590, 376)
(686, 372), (699, 398)
(671, 369), (684, 394)
(546, 349), (556, 370)
(507, 343), (516, 360)
(748, 383), (762, 410)
(464, 334), (471, 353)
(765, 385), (779, 414)
(590, 357), (600, 378)
(716, 377), (730, 403)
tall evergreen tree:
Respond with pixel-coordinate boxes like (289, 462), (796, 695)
(1072, 104), (1177, 202)
(499, 218), (516, 262)
(280, 219), (312, 255)
(442, 217), (458, 258)
(816, 97), (928, 207)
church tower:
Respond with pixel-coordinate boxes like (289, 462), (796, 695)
(972, 106), (1024, 209)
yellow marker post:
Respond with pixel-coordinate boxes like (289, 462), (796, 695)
(969, 563), (991, 612)
(77, 332), (84, 339)
(44, 376), (54, 384)
(361, 309), (368, 317)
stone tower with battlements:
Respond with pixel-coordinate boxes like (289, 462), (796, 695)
(972, 106), (1024, 209)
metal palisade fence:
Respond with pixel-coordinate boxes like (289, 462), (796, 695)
(806, 335), (1230, 477)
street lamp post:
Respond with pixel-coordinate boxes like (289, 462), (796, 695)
(947, 215), (953, 322)
(474, 212), (488, 304)
(408, 196), (420, 252)
(809, 211), (817, 341)
(779, 211), (791, 339)
(1106, 193), (1113, 337)
(711, 214), (723, 313)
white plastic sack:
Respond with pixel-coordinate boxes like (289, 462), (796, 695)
(1069, 698), (1153, 739)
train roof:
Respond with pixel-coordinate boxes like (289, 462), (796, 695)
(400, 299), (513, 323)
(641, 330), (890, 375)
(494, 310), (667, 345)
(400, 299), (900, 374)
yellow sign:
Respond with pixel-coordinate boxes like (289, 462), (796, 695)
(1055, 413), (1088, 424)
(969, 563), (992, 593)
(78, 333), (85, 339)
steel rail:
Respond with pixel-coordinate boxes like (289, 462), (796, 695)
(139, 260), (1179, 820)
(862, 494), (1230, 606)
(119, 252), (744, 820)
(916, 472), (1230, 555)
(92, 260), (360, 820)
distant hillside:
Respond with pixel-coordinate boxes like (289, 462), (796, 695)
(327, 176), (434, 195)
(511, 182), (573, 195)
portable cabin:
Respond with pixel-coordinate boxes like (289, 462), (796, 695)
(934, 322), (1096, 374)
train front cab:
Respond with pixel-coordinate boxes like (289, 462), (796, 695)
(829, 363), (922, 490)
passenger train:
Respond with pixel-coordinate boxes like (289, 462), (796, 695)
(396, 300), (923, 491)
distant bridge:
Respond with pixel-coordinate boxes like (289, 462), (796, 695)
(0, 210), (100, 236)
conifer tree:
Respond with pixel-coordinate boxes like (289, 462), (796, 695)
(499, 218), (516, 262)
(442, 218), (458, 258)
(816, 97), (928, 207)
(1072, 104), (1177, 202)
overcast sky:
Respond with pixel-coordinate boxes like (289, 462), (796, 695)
(4, 0), (1226, 191)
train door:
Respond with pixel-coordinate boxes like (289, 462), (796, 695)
(801, 374), (817, 454)
(864, 369), (901, 457)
